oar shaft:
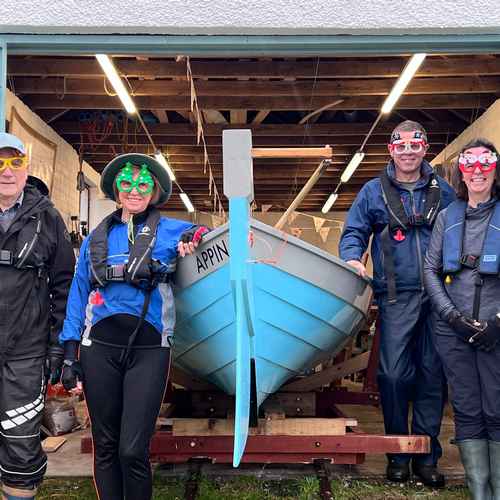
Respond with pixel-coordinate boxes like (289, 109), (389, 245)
(275, 159), (330, 230)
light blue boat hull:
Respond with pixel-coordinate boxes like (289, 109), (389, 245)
(173, 217), (372, 465)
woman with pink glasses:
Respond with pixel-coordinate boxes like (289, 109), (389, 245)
(424, 139), (500, 500)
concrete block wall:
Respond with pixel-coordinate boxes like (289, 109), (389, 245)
(5, 89), (101, 227)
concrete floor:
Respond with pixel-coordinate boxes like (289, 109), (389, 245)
(46, 403), (464, 481)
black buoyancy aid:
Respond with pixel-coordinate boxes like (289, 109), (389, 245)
(89, 208), (163, 289)
(379, 169), (441, 303)
(443, 200), (500, 275)
(379, 169), (442, 235)
(0, 195), (49, 272)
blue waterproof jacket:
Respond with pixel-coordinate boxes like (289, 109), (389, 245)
(60, 216), (195, 345)
(339, 160), (456, 296)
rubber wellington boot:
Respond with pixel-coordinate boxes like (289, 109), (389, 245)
(488, 440), (500, 500)
(457, 439), (492, 500)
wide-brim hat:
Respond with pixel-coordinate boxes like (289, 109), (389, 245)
(100, 153), (172, 206)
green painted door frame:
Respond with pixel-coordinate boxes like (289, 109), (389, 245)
(2, 32), (500, 128)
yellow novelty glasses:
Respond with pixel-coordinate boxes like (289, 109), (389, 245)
(0, 156), (28, 173)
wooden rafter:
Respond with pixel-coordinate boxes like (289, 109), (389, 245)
(11, 76), (500, 96)
(9, 56), (500, 79)
(25, 94), (496, 111)
(55, 121), (462, 136)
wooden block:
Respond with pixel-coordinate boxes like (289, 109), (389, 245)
(262, 392), (316, 417)
(251, 146), (333, 159)
(172, 417), (357, 437)
(190, 391), (233, 418)
(42, 436), (66, 453)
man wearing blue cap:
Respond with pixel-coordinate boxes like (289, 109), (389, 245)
(0, 133), (75, 499)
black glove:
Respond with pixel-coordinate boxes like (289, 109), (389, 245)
(447, 310), (485, 344)
(179, 226), (209, 245)
(46, 344), (64, 385)
(61, 360), (83, 391)
(469, 313), (500, 352)
(60, 340), (82, 391)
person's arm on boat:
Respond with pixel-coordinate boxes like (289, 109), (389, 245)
(339, 184), (374, 278)
(423, 210), (457, 321)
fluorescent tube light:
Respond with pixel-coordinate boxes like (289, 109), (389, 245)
(322, 193), (338, 214)
(180, 193), (195, 213)
(96, 54), (137, 114)
(154, 151), (176, 181)
(340, 151), (365, 184)
(381, 53), (426, 114)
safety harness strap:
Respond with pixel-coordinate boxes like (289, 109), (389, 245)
(379, 168), (441, 303)
(379, 169), (441, 234)
(89, 208), (161, 289)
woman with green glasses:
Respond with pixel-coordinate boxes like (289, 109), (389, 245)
(59, 153), (208, 500)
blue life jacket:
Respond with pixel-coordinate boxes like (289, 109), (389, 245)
(443, 199), (500, 274)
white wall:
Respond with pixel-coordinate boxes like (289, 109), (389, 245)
(0, 0), (499, 35)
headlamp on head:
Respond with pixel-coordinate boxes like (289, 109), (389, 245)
(389, 130), (428, 155)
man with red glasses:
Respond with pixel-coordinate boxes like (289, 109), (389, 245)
(339, 121), (455, 487)
(0, 133), (75, 500)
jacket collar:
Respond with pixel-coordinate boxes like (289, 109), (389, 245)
(386, 159), (434, 189)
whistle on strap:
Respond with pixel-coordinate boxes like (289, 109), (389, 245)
(393, 228), (406, 242)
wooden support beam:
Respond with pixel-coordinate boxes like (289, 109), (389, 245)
(252, 146), (332, 159)
(78, 144), (436, 156)
(10, 56), (500, 79)
(282, 351), (371, 392)
(38, 109), (70, 124)
(172, 417), (357, 437)
(66, 133), (452, 147)
(12, 76), (500, 97)
(55, 120), (462, 137)
(151, 109), (168, 123)
(230, 109), (247, 124)
(252, 110), (270, 124)
(25, 94), (496, 111)
(202, 110), (227, 124)
(299, 100), (344, 125)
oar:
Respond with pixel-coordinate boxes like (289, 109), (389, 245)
(223, 129), (255, 467)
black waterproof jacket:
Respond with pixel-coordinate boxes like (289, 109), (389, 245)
(423, 198), (500, 334)
(0, 185), (75, 360)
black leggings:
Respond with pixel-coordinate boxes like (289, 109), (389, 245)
(80, 342), (170, 500)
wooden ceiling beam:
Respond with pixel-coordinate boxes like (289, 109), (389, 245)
(55, 121), (462, 136)
(252, 110), (270, 124)
(67, 134), (451, 147)
(9, 56), (500, 79)
(12, 76), (500, 96)
(84, 154), (392, 165)
(79, 144), (437, 156)
(230, 109), (247, 124)
(151, 110), (169, 123)
(202, 110), (227, 124)
(26, 94), (495, 111)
